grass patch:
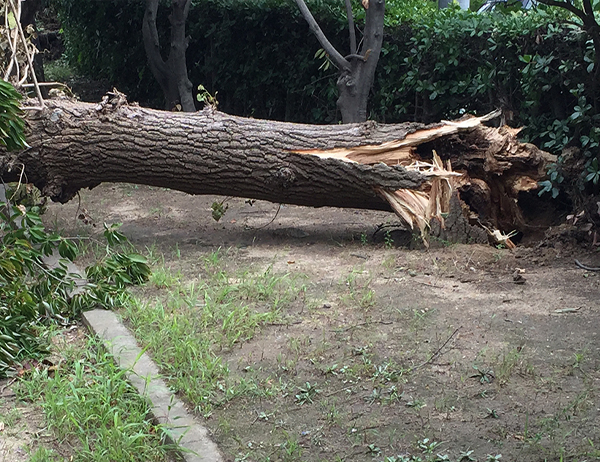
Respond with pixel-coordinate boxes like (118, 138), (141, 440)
(27, 447), (62, 462)
(121, 250), (305, 415)
(16, 334), (171, 462)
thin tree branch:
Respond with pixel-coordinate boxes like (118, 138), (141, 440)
(3, 0), (20, 80)
(8, 0), (43, 107)
(294, 0), (350, 70)
(581, 0), (595, 20)
(408, 327), (461, 372)
(142, 0), (168, 81)
(345, 0), (357, 55)
(537, 0), (586, 22)
(345, 53), (367, 62)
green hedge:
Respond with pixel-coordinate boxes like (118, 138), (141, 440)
(55, 0), (346, 122)
(54, 0), (598, 180)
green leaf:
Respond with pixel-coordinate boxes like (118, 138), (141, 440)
(126, 254), (147, 264)
(6, 11), (17, 29)
(519, 54), (532, 63)
(58, 239), (78, 261)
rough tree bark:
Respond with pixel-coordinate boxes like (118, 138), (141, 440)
(1, 98), (424, 207)
(0, 98), (553, 237)
(295, 0), (385, 123)
(142, 0), (195, 112)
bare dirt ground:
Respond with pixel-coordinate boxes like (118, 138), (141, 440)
(29, 184), (600, 461)
(0, 384), (46, 461)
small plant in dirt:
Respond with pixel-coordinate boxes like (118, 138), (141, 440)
(276, 430), (303, 461)
(485, 408), (500, 419)
(458, 449), (476, 461)
(360, 232), (368, 245)
(471, 365), (495, 384)
(342, 268), (376, 309)
(0, 406), (20, 427)
(380, 448), (489, 462)
(372, 361), (404, 384)
(384, 229), (394, 248)
(211, 198), (229, 222)
(406, 397), (427, 409)
(494, 347), (525, 385)
(418, 438), (443, 454)
(28, 447), (62, 461)
(570, 351), (586, 374)
(295, 381), (320, 405)
(367, 443), (382, 456)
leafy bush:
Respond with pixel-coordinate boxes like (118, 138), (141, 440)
(1, 82), (151, 376)
(53, 1), (591, 125)
(0, 80), (26, 151)
(0, 201), (151, 377)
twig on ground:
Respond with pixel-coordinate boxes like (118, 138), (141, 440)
(0, 378), (17, 395)
(408, 326), (461, 372)
(332, 320), (394, 332)
(245, 204), (282, 230)
(325, 383), (360, 397)
(575, 259), (600, 271)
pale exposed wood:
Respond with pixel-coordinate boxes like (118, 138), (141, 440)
(292, 110), (501, 165)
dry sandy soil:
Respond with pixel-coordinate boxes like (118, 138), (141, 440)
(3, 183), (600, 462)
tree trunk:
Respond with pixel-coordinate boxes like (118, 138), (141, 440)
(1, 99), (424, 207)
(0, 99), (553, 238)
(336, 0), (385, 123)
(295, 0), (385, 123)
(142, 0), (195, 112)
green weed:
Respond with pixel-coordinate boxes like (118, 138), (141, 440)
(16, 336), (170, 462)
(149, 266), (180, 289)
(28, 447), (62, 461)
(342, 268), (376, 309)
(120, 259), (303, 414)
(0, 406), (21, 427)
(295, 381), (320, 405)
(495, 347), (522, 385)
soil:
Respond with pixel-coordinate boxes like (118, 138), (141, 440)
(33, 184), (600, 461)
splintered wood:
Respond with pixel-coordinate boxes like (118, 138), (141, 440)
(292, 110), (551, 247)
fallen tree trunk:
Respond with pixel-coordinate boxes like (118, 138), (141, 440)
(2, 97), (427, 208)
(0, 96), (554, 238)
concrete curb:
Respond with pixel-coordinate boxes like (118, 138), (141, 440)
(82, 309), (224, 462)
